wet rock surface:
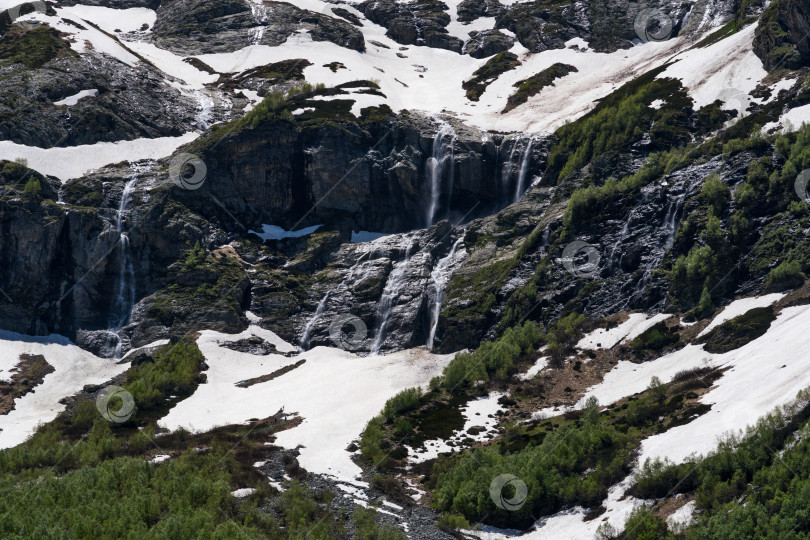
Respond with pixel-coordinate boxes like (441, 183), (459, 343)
(152, 0), (365, 55)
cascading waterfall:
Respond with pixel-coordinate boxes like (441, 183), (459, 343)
(607, 190), (652, 271)
(299, 247), (378, 350)
(106, 176), (137, 359)
(300, 292), (330, 350)
(426, 121), (456, 226)
(514, 136), (534, 202)
(371, 238), (416, 355)
(193, 90), (215, 130)
(427, 235), (466, 350)
(248, 3), (268, 44)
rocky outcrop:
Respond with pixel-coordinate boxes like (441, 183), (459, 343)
(359, 0), (463, 53)
(177, 112), (551, 239)
(754, 0), (810, 71)
(152, 0), (365, 55)
(264, 220), (467, 352)
(457, 0), (507, 22)
(0, 48), (203, 147)
(463, 30), (515, 59)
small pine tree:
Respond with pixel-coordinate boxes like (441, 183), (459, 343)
(23, 177), (41, 199)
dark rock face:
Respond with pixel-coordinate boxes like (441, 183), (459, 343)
(463, 30), (515, 58)
(457, 0), (507, 22)
(179, 113), (550, 239)
(274, 220), (468, 353)
(359, 0), (463, 53)
(0, 52), (203, 148)
(152, 0), (365, 55)
(754, 0), (810, 71)
(59, 0), (161, 8)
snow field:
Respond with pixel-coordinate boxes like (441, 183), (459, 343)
(0, 330), (129, 449)
(159, 322), (454, 484)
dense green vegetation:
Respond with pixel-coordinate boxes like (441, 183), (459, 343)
(432, 368), (717, 529)
(462, 51), (521, 101)
(622, 390), (810, 539)
(544, 70), (692, 184)
(503, 63), (577, 113)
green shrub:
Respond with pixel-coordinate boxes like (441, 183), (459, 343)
(700, 174), (730, 215)
(765, 260), (804, 291)
(700, 306), (776, 353)
(382, 388), (423, 422)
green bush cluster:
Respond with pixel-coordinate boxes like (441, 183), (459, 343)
(432, 399), (633, 528)
(125, 338), (205, 411)
(544, 73), (691, 184)
(563, 149), (681, 230)
(462, 51), (521, 101)
(442, 320), (545, 389)
(503, 63), (577, 113)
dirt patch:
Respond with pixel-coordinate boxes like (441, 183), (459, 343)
(0, 354), (54, 415)
(236, 359), (307, 388)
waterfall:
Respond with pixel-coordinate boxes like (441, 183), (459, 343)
(298, 246), (378, 350)
(371, 238), (416, 355)
(106, 176), (137, 359)
(426, 121), (456, 226)
(514, 137), (534, 202)
(300, 292), (330, 350)
(249, 3), (267, 44)
(193, 90), (215, 130)
(427, 235), (466, 350)
(662, 193), (686, 249)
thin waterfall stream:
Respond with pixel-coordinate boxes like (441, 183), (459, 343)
(106, 175), (137, 359)
(427, 235), (466, 350)
(371, 238), (416, 355)
(426, 120), (456, 226)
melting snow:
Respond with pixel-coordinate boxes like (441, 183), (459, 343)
(0, 330), (128, 449)
(0, 133), (199, 181)
(53, 89), (99, 106)
(248, 224), (322, 241)
(697, 292), (785, 337)
(577, 313), (671, 351)
(158, 323), (453, 484)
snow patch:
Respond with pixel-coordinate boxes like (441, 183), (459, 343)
(159, 325), (453, 484)
(53, 89), (99, 106)
(0, 133), (199, 181)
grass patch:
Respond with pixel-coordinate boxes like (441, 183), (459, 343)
(462, 51), (520, 101)
(502, 63), (577, 113)
(700, 306), (776, 353)
(0, 25), (77, 68)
